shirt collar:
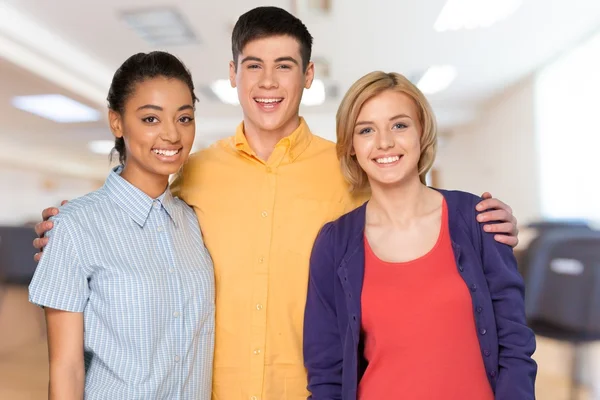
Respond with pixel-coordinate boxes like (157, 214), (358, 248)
(104, 166), (178, 227)
(233, 116), (313, 162)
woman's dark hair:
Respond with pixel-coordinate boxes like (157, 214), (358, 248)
(107, 51), (198, 165)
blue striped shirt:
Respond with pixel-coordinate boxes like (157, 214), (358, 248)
(29, 166), (215, 399)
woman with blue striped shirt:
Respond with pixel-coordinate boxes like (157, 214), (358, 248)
(29, 51), (215, 399)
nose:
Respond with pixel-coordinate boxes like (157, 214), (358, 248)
(376, 129), (395, 150)
(161, 119), (181, 143)
(258, 68), (278, 89)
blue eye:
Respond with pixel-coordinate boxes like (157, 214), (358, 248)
(393, 122), (408, 129)
(358, 127), (373, 135)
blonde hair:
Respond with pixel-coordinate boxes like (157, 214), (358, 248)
(336, 71), (438, 192)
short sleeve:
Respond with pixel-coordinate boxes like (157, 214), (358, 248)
(28, 217), (89, 312)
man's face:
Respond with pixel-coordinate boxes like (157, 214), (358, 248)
(229, 35), (314, 137)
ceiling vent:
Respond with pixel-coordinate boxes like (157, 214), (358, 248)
(120, 7), (198, 46)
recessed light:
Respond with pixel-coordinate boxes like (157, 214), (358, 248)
(11, 94), (101, 123)
(417, 66), (457, 95)
(434, 0), (523, 32)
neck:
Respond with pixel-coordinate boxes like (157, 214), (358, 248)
(243, 116), (301, 160)
(120, 164), (169, 199)
(367, 174), (429, 226)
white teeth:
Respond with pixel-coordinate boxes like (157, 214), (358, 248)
(255, 98), (283, 103)
(153, 149), (179, 156)
(375, 156), (400, 164)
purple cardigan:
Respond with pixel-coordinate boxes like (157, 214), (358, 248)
(303, 189), (537, 399)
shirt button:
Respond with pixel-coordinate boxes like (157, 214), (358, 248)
(173, 311), (180, 318)
(250, 397), (258, 400)
(480, 328), (487, 335)
(256, 304), (263, 311)
(266, 167), (272, 173)
(458, 265), (464, 272)
(174, 355), (180, 362)
(169, 268), (174, 273)
(261, 211), (268, 218)
(157, 226), (164, 232)
(258, 257), (264, 263)
(484, 350), (491, 357)
(476, 306), (483, 313)
(470, 284), (477, 292)
(253, 348), (261, 355)
(491, 370), (497, 377)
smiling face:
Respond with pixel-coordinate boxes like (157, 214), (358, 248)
(352, 90), (423, 190)
(109, 76), (196, 190)
(229, 35), (314, 138)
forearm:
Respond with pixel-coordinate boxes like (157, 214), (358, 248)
(48, 361), (85, 400)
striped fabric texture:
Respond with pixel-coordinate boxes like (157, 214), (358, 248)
(29, 166), (215, 399)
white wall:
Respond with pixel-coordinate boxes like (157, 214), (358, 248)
(435, 76), (541, 226)
(0, 164), (99, 226)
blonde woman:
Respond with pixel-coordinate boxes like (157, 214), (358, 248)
(303, 71), (537, 399)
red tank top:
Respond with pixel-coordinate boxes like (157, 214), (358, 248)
(358, 199), (493, 399)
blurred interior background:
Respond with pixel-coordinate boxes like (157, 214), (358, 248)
(1, 0), (600, 398)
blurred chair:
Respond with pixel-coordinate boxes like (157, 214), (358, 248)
(0, 226), (38, 285)
(521, 228), (600, 399)
(0, 226), (45, 343)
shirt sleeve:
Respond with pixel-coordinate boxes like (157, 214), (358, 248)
(28, 216), (89, 312)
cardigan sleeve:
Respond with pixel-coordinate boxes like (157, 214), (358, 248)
(473, 196), (538, 399)
(303, 223), (344, 400)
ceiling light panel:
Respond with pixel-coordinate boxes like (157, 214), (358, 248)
(120, 7), (198, 46)
(11, 94), (101, 123)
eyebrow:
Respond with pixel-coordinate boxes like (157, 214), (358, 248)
(355, 114), (413, 126)
(241, 56), (299, 65)
(136, 104), (194, 112)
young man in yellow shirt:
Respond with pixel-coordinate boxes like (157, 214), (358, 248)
(34, 6), (521, 399)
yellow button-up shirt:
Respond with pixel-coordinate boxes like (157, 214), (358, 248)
(172, 118), (365, 399)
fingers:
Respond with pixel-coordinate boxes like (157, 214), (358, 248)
(482, 222), (514, 234)
(34, 220), (54, 237)
(60, 200), (68, 206)
(476, 198), (513, 214)
(33, 236), (49, 251)
(42, 207), (59, 221)
(480, 192), (492, 200)
(477, 209), (515, 225)
(34, 252), (42, 262)
(493, 234), (519, 247)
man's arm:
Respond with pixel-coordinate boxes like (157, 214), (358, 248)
(45, 309), (85, 399)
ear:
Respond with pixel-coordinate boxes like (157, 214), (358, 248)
(304, 61), (315, 89)
(229, 61), (237, 88)
(108, 109), (123, 139)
